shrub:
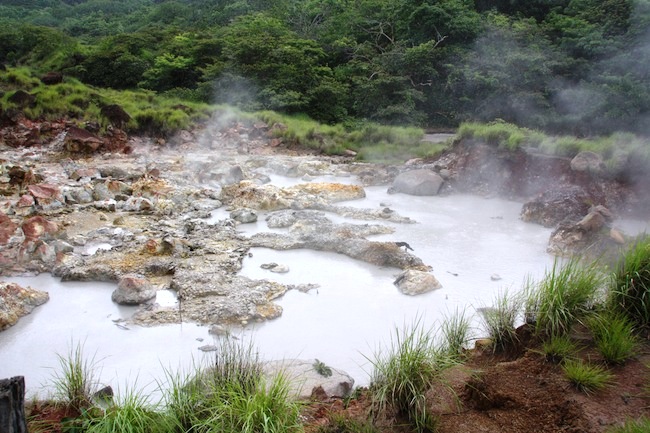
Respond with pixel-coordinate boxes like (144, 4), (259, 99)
(609, 236), (650, 329)
(563, 359), (613, 394)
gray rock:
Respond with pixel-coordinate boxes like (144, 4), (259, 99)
(230, 207), (258, 223)
(391, 169), (444, 196)
(570, 151), (605, 174)
(262, 359), (355, 400)
(111, 274), (156, 305)
(393, 269), (442, 295)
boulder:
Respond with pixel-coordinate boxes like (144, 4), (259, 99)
(7, 90), (35, 108)
(262, 359), (355, 400)
(570, 151), (605, 174)
(393, 269), (442, 295)
(21, 216), (58, 241)
(111, 274), (156, 305)
(390, 169), (444, 196)
(546, 206), (617, 256)
(64, 127), (104, 153)
(40, 72), (63, 85)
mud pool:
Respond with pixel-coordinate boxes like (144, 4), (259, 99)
(3, 175), (644, 399)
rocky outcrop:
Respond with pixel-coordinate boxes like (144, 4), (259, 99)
(40, 72), (63, 85)
(64, 127), (104, 153)
(570, 151), (605, 174)
(520, 186), (592, 228)
(390, 169), (444, 196)
(393, 269), (442, 295)
(0, 282), (49, 330)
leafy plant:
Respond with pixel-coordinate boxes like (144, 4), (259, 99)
(563, 359), (613, 394)
(587, 312), (637, 364)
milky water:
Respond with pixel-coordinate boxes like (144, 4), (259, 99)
(5, 174), (643, 398)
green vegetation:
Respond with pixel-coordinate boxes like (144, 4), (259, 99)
(0, 0), (648, 135)
(527, 258), (603, 338)
(541, 334), (580, 364)
(440, 308), (472, 359)
(480, 289), (522, 353)
(562, 359), (613, 395)
(587, 312), (638, 364)
(51, 341), (100, 413)
(366, 318), (456, 432)
(609, 236), (650, 330)
(607, 418), (650, 433)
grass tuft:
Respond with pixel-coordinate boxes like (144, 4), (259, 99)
(480, 289), (522, 353)
(440, 308), (472, 359)
(563, 359), (613, 395)
(606, 417), (650, 433)
(50, 340), (100, 413)
(587, 312), (637, 364)
(541, 334), (580, 364)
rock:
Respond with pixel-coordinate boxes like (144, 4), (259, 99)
(546, 206), (617, 256)
(27, 184), (63, 210)
(100, 104), (131, 128)
(610, 228), (626, 244)
(198, 345), (218, 352)
(92, 385), (114, 404)
(111, 274), (156, 305)
(393, 269), (442, 295)
(230, 207), (258, 223)
(261, 263), (289, 273)
(0, 282), (49, 330)
(520, 186), (592, 228)
(123, 197), (153, 212)
(40, 71), (63, 85)
(64, 127), (104, 153)
(390, 169), (444, 196)
(7, 90), (35, 108)
(570, 151), (605, 174)
(21, 216), (58, 241)
(262, 359), (354, 400)
(0, 213), (18, 245)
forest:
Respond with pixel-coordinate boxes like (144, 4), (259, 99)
(0, 0), (649, 136)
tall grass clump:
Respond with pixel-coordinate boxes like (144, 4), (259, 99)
(609, 236), (650, 330)
(50, 340), (100, 413)
(456, 120), (544, 151)
(85, 385), (173, 433)
(528, 258), (604, 338)
(163, 337), (302, 433)
(562, 359), (613, 395)
(541, 334), (580, 364)
(587, 312), (637, 364)
(480, 289), (522, 353)
(367, 317), (456, 432)
(440, 308), (472, 359)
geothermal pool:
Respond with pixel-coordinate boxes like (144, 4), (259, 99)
(4, 176), (643, 399)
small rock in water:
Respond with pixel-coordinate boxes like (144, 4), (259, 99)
(198, 345), (218, 352)
(196, 337), (204, 342)
(208, 324), (229, 336)
(490, 274), (502, 281)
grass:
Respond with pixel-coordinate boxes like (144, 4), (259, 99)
(541, 334), (580, 364)
(366, 317), (456, 432)
(479, 289), (522, 353)
(440, 308), (472, 359)
(317, 414), (379, 433)
(527, 258), (604, 338)
(587, 311), (637, 364)
(50, 340), (100, 413)
(606, 418), (650, 433)
(608, 235), (650, 329)
(562, 359), (613, 394)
